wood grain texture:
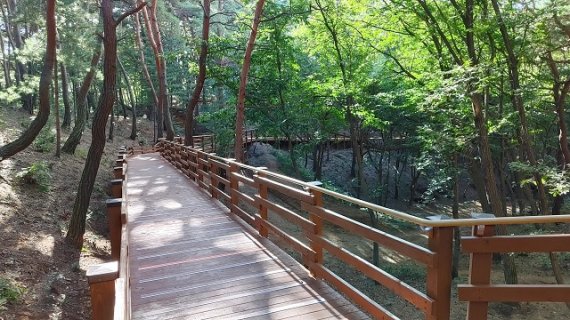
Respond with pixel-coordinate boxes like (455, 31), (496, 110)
(126, 153), (369, 320)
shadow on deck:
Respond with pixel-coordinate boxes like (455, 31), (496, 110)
(87, 143), (570, 320)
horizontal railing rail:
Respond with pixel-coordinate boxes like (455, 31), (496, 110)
(132, 140), (570, 320)
(457, 221), (570, 319)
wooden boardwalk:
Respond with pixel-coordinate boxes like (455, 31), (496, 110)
(125, 153), (370, 320)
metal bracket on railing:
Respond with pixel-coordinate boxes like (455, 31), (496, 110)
(303, 180), (323, 191)
(470, 213), (496, 236)
(421, 215), (452, 232)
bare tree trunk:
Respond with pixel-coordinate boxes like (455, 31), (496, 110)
(62, 39), (103, 154)
(0, 24), (11, 88)
(54, 55), (61, 157)
(118, 57), (137, 140)
(60, 63), (72, 128)
(147, 0), (174, 140)
(134, 11), (157, 123)
(234, 0), (266, 161)
(0, 0), (55, 161)
(142, 4), (163, 139)
(108, 106), (115, 141)
(451, 154), (460, 278)
(65, 0), (146, 248)
(185, 0), (210, 146)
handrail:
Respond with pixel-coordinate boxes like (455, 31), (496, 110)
(154, 140), (570, 320)
(115, 150), (130, 320)
(158, 139), (570, 228)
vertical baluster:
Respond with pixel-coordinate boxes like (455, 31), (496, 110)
(256, 170), (269, 237)
(465, 213), (495, 320)
(307, 187), (323, 273)
(425, 216), (454, 320)
(87, 262), (118, 320)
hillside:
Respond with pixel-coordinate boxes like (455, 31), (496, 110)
(0, 107), (153, 319)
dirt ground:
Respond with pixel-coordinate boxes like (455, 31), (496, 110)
(0, 107), (151, 319)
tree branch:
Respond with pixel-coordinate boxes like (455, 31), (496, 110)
(115, 1), (147, 26)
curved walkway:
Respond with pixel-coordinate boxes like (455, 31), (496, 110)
(126, 153), (370, 319)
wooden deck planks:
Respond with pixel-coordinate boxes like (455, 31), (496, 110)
(126, 153), (370, 320)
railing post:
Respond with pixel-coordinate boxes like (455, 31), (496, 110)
(197, 152), (204, 185)
(256, 169), (269, 237)
(465, 213), (495, 320)
(110, 179), (122, 198)
(106, 199), (122, 260)
(229, 162), (239, 214)
(118, 148), (127, 159)
(113, 166), (123, 179)
(87, 261), (118, 320)
(425, 215), (454, 320)
(306, 184), (323, 274)
(209, 158), (217, 198)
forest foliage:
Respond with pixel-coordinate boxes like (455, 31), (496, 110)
(0, 0), (569, 244)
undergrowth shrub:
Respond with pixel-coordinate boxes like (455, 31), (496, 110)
(0, 278), (25, 310)
(16, 161), (51, 192)
(380, 260), (426, 284)
(32, 126), (55, 152)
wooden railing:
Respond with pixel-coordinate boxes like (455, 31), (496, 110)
(88, 141), (570, 319)
(458, 218), (570, 318)
(156, 139), (570, 320)
(87, 149), (130, 320)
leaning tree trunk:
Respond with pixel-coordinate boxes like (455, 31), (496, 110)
(234, 0), (266, 161)
(65, 0), (146, 247)
(0, 0), (55, 161)
(60, 62), (72, 128)
(62, 39), (103, 154)
(185, 0), (210, 147)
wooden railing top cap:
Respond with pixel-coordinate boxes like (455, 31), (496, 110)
(160, 140), (570, 228)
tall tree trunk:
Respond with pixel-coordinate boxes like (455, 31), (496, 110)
(134, 11), (157, 123)
(62, 39), (103, 154)
(60, 63), (72, 128)
(142, 4), (163, 140)
(215, 0), (225, 109)
(471, 91), (518, 284)
(0, 25), (10, 88)
(54, 55), (61, 157)
(490, 0), (547, 216)
(234, 0), (266, 161)
(451, 155), (460, 279)
(108, 106), (115, 141)
(7, 0), (32, 113)
(0, 0), (55, 160)
(65, 1), (146, 247)
(147, 0), (175, 140)
(464, 0), (518, 284)
(118, 57), (137, 140)
(467, 152), (492, 213)
(545, 52), (570, 215)
(185, 0), (210, 147)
